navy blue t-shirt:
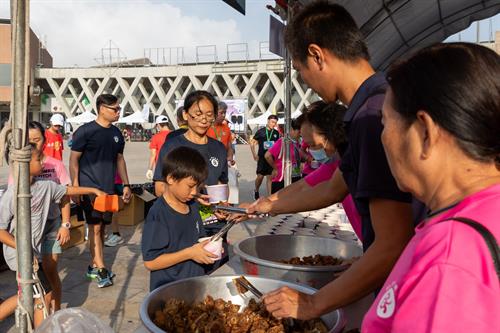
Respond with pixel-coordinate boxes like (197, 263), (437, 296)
(253, 127), (280, 158)
(141, 197), (205, 291)
(71, 121), (125, 194)
(339, 73), (412, 251)
(153, 134), (228, 186)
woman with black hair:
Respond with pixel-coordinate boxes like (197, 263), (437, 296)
(153, 91), (228, 236)
(362, 43), (500, 332)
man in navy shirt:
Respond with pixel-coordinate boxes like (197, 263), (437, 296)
(143, 146), (217, 291)
(247, 2), (415, 320)
(70, 94), (132, 288)
(250, 115), (279, 199)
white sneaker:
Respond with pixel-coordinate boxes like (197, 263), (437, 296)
(104, 234), (124, 247)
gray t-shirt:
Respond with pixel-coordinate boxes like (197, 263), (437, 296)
(0, 181), (67, 271)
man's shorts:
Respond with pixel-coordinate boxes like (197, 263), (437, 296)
(256, 158), (273, 176)
(81, 195), (113, 225)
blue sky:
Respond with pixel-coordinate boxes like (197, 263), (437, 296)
(0, 0), (498, 67)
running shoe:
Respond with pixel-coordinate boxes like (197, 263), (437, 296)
(86, 265), (99, 280)
(104, 234), (124, 247)
(96, 268), (113, 288)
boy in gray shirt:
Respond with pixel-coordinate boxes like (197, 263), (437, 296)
(0, 148), (104, 327)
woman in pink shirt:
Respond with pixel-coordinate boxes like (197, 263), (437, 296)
(362, 43), (500, 332)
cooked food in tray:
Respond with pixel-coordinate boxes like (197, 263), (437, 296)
(279, 255), (344, 266)
(153, 295), (328, 333)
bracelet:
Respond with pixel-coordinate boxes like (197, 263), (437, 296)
(122, 184), (131, 188)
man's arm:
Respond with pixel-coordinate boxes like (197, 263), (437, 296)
(248, 168), (349, 215)
(117, 153), (132, 203)
(69, 151), (82, 186)
(249, 138), (258, 161)
(147, 148), (157, 173)
(227, 144), (234, 165)
(264, 198), (414, 319)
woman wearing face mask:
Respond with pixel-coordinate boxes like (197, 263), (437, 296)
(243, 101), (362, 240)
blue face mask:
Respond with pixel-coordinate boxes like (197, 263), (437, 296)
(309, 147), (329, 164)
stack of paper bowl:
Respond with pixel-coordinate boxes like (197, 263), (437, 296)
(295, 227), (316, 236)
(334, 230), (357, 241)
(304, 217), (319, 229)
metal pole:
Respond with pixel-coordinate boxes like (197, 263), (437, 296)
(11, 0), (34, 331)
(283, 4), (293, 186)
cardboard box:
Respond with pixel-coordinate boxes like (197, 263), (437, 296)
(115, 190), (156, 226)
(70, 214), (85, 228)
(62, 224), (86, 250)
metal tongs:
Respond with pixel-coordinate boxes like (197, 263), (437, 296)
(213, 205), (269, 218)
(209, 219), (236, 242)
(233, 276), (296, 328)
(232, 276), (263, 299)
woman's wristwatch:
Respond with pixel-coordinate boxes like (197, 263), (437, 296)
(61, 221), (71, 229)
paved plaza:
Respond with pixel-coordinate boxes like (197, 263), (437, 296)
(0, 141), (260, 332)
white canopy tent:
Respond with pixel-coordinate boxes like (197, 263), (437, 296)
(66, 111), (97, 124)
(246, 110), (273, 125)
(114, 104), (150, 124)
(278, 109), (302, 124)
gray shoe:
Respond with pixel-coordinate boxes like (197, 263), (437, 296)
(104, 234), (124, 247)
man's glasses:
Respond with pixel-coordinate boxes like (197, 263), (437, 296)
(187, 110), (215, 122)
(103, 105), (121, 113)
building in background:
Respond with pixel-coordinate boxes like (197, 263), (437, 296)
(0, 18), (53, 126)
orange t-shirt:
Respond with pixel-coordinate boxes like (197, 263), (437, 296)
(206, 124), (231, 149)
(43, 130), (64, 161)
(149, 130), (170, 162)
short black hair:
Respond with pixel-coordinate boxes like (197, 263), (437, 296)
(267, 114), (278, 121)
(387, 42), (500, 164)
(183, 90), (218, 117)
(285, 1), (369, 64)
(96, 94), (118, 112)
(291, 117), (301, 131)
(161, 146), (208, 184)
(28, 121), (45, 143)
(304, 101), (348, 156)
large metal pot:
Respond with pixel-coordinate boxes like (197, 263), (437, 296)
(140, 275), (345, 333)
(233, 235), (363, 288)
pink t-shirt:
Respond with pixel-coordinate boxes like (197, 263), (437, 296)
(304, 160), (363, 241)
(362, 183), (500, 333)
(8, 155), (70, 185)
(301, 142), (315, 175)
(268, 138), (300, 183)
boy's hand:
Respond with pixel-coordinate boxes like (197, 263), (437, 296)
(195, 194), (211, 206)
(57, 227), (70, 246)
(190, 240), (217, 264)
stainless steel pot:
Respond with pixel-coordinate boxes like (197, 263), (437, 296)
(140, 275), (345, 333)
(233, 235), (363, 288)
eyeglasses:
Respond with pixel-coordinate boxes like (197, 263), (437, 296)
(103, 105), (121, 113)
(187, 110), (215, 123)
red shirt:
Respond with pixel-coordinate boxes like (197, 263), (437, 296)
(43, 130), (64, 161)
(149, 130), (170, 163)
(206, 124), (231, 149)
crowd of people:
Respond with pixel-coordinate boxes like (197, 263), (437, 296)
(0, 0), (499, 331)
